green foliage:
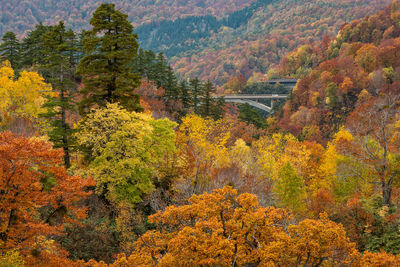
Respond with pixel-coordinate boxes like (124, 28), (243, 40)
(274, 162), (306, 212)
(21, 23), (53, 68)
(39, 21), (78, 168)
(75, 103), (177, 206)
(198, 81), (225, 119)
(0, 32), (20, 69)
(189, 78), (203, 114)
(178, 81), (191, 114)
(77, 3), (141, 114)
(362, 197), (400, 254)
(326, 82), (339, 110)
(238, 103), (268, 129)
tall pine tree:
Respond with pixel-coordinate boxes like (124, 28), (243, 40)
(198, 81), (225, 119)
(76, 3), (141, 114)
(21, 23), (52, 68)
(39, 21), (78, 168)
(189, 78), (203, 114)
(0, 32), (20, 69)
(179, 80), (191, 115)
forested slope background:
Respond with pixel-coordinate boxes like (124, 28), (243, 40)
(0, 0), (392, 87)
(0, 0), (256, 36)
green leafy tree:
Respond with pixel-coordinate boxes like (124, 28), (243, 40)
(39, 21), (78, 169)
(0, 32), (20, 69)
(75, 103), (176, 205)
(76, 3), (141, 114)
(238, 103), (268, 129)
(163, 65), (179, 102)
(274, 162), (306, 212)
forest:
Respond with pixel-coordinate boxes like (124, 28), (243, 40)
(0, 0), (257, 36)
(1, 1), (400, 266)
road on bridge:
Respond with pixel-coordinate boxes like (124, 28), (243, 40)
(215, 94), (289, 112)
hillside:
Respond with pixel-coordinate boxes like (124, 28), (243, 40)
(275, 1), (400, 142)
(1, 0), (392, 88)
(0, 0), (256, 36)
(168, 0), (392, 85)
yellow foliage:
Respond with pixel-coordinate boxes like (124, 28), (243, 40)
(0, 61), (52, 120)
(75, 103), (177, 205)
(334, 127), (354, 143)
(177, 114), (231, 187)
(0, 250), (24, 267)
(253, 133), (310, 181)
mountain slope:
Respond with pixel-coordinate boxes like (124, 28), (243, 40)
(168, 0), (391, 85)
(0, 0), (393, 88)
(0, 0), (256, 36)
(275, 1), (400, 141)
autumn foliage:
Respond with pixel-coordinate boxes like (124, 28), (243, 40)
(0, 132), (94, 265)
(110, 187), (359, 266)
(2, 1), (400, 266)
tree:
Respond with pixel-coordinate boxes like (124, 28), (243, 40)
(176, 114), (231, 196)
(189, 78), (203, 114)
(198, 80), (225, 119)
(238, 103), (267, 129)
(111, 187), (359, 266)
(335, 89), (400, 206)
(20, 23), (53, 68)
(163, 66), (179, 103)
(355, 44), (378, 73)
(75, 103), (176, 206)
(178, 80), (191, 113)
(0, 61), (51, 134)
(274, 162), (306, 212)
(199, 81), (214, 117)
(0, 32), (20, 69)
(360, 251), (400, 266)
(0, 132), (94, 263)
(77, 3), (142, 114)
(39, 21), (78, 168)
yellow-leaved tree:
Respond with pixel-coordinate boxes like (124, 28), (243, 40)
(74, 103), (177, 251)
(175, 114), (231, 198)
(75, 103), (177, 206)
(0, 61), (51, 133)
(253, 133), (310, 212)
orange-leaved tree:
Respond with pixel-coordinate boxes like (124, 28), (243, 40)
(111, 186), (359, 266)
(0, 131), (94, 264)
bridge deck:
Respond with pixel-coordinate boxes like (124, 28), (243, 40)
(217, 94), (288, 99)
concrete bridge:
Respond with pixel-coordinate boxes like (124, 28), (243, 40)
(217, 94), (288, 112)
(216, 79), (297, 112)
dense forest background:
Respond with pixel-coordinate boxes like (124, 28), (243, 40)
(0, 0), (392, 87)
(0, 0), (257, 35)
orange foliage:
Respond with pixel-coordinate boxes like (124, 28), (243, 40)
(107, 187), (359, 266)
(0, 131), (94, 264)
(360, 250), (400, 266)
(134, 79), (168, 119)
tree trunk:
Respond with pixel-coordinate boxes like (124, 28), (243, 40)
(382, 182), (392, 206)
